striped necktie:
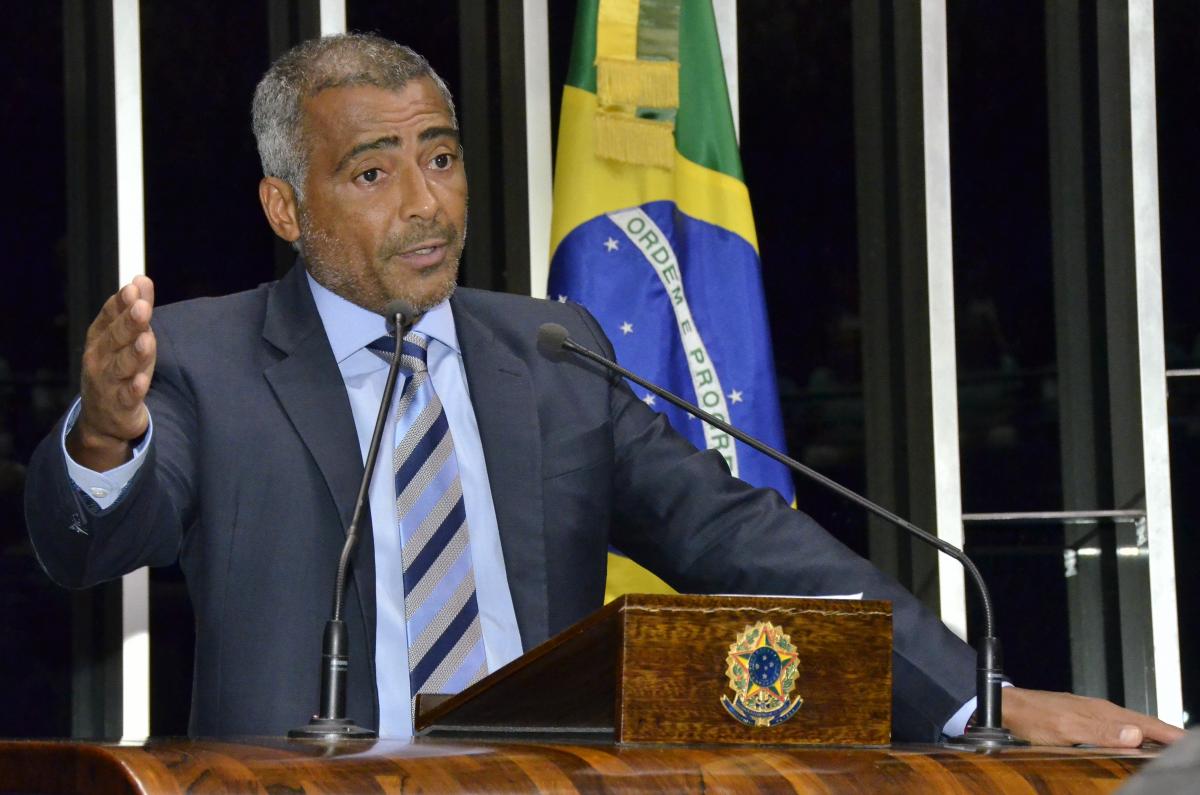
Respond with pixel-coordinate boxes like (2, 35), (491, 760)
(368, 332), (487, 716)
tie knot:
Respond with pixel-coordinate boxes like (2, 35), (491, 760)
(367, 332), (429, 372)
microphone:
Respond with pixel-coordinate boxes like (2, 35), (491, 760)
(289, 299), (417, 740)
(536, 322), (571, 356)
(384, 299), (417, 336)
(537, 322), (1027, 748)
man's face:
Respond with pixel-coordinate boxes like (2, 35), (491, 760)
(296, 79), (467, 314)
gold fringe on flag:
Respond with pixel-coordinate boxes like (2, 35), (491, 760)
(596, 56), (680, 108)
(593, 110), (676, 170)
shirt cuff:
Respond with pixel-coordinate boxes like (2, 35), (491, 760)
(61, 397), (153, 510)
(942, 682), (1014, 737)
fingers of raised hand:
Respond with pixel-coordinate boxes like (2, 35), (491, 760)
(117, 372), (152, 411)
(131, 274), (155, 306)
(78, 280), (158, 442)
(104, 294), (152, 352)
(110, 330), (156, 380)
(88, 281), (153, 350)
(89, 278), (153, 338)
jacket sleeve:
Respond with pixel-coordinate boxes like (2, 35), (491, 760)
(24, 322), (199, 588)
(567, 303), (977, 742)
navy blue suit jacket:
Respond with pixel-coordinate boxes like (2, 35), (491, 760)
(25, 264), (975, 739)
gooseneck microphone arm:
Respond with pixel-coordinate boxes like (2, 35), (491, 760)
(540, 327), (995, 632)
(537, 322), (1026, 748)
(289, 299), (417, 741)
(332, 309), (410, 626)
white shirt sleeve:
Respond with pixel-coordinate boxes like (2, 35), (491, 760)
(60, 396), (154, 510)
(942, 682), (1014, 737)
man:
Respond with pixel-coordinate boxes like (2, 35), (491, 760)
(25, 34), (1182, 745)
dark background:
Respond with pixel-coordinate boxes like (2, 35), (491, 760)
(2, 1), (1196, 736)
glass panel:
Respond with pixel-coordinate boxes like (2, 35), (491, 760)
(944, 2), (1109, 694)
(1156, 2), (1200, 372)
(946, 1), (1061, 515)
(964, 514), (1148, 695)
(1155, 0), (1200, 728)
(739, 0), (869, 554)
(0, 2), (72, 737)
(141, 0), (276, 305)
(346, 1), (462, 97)
(139, 0), (275, 735)
(1167, 376), (1200, 726)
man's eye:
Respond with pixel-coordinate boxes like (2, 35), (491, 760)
(359, 168), (380, 183)
(431, 154), (453, 170)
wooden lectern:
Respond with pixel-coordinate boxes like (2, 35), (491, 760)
(0, 594), (1155, 793)
(417, 593), (893, 745)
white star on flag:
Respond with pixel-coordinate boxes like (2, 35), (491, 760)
(604, 237), (619, 252)
(728, 389), (744, 404)
(642, 394), (656, 407)
(620, 321), (634, 335)
(557, 294), (568, 303)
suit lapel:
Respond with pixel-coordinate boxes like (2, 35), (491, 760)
(452, 295), (549, 650)
(260, 266), (378, 670)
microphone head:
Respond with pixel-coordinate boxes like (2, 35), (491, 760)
(384, 299), (419, 335)
(537, 323), (571, 358)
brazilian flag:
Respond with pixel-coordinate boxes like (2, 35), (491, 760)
(549, 0), (794, 600)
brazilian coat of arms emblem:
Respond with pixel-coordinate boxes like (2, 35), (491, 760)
(720, 621), (804, 727)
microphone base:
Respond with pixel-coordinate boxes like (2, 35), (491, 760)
(288, 717), (378, 741)
(947, 725), (1031, 749)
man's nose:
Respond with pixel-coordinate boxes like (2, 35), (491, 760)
(396, 163), (438, 220)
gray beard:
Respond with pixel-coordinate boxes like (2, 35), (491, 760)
(297, 208), (463, 315)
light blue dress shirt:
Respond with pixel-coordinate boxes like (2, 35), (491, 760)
(61, 273), (524, 738)
(306, 274), (522, 736)
(62, 400), (152, 508)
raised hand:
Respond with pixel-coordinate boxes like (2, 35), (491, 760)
(66, 275), (157, 472)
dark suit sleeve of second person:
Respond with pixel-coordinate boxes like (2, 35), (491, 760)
(566, 305), (977, 742)
(24, 321), (199, 588)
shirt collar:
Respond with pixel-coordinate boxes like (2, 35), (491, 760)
(305, 270), (461, 363)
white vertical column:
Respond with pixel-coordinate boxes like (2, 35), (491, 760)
(524, 0), (552, 299)
(712, 0), (739, 143)
(1127, 0), (1183, 726)
(319, 0), (346, 36)
(112, 0), (149, 741)
(918, 0), (967, 639)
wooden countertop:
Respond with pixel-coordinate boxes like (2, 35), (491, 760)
(0, 736), (1154, 793)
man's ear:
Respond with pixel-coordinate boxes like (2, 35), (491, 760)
(259, 177), (301, 243)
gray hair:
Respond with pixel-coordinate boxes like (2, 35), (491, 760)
(251, 33), (456, 202)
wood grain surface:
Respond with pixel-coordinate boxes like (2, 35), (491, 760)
(616, 594), (892, 744)
(0, 738), (1152, 794)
